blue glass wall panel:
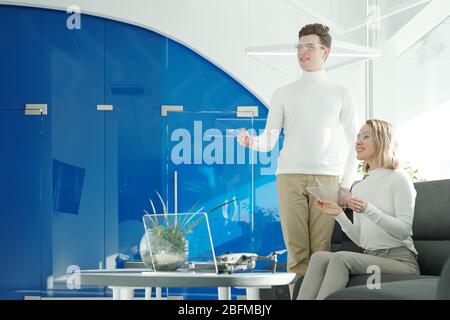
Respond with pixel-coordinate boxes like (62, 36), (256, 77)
(0, 6), (42, 109)
(252, 117), (285, 261)
(0, 110), (42, 299)
(164, 111), (254, 255)
(163, 40), (262, 111)
(104, 21), (164, 263)
(41, 9), (105, 295)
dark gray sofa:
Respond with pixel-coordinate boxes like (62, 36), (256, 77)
(281, 179), (450, 300)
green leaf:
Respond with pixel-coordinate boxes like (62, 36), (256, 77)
(206, 199), (237, 214)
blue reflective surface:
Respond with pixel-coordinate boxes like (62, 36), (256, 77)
(0, 6), (42, 109)
(165, 111), (255, 255)
(104, 20), (163, 264)
(41, 9), (106, 295)
(0, 110), (42, 299)
(0, 4), (284, 300)
(252, 119), (286, 257)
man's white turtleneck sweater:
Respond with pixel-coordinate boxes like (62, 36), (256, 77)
(250, 69), (358, 188)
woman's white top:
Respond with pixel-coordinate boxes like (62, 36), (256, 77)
(335, 168), (418, 254)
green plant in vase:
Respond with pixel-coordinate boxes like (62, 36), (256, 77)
(139, 191), (236, 271)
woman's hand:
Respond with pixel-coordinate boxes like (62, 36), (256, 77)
(347, 196), (368, 213)
(314, 199), (343, 217)
(338, 187), (351, 208)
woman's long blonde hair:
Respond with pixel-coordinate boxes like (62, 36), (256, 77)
(363, 119), (400, 172)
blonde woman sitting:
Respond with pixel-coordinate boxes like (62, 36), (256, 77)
(297, 119), (420, 300)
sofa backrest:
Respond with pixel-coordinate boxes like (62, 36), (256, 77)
(412, 179), (450, 276)
(437, 256), (450, 300)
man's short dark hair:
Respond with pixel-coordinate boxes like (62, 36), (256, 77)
(298, 23), (332, 48)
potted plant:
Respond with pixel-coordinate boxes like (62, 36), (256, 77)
(139, 191), (236, 271)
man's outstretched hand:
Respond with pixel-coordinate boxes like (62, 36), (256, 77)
(237, 128), (254, 148)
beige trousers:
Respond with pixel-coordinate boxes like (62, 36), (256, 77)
(276, 174), (339, 279)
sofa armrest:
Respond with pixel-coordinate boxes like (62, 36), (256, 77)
(437, 256), (450, 300)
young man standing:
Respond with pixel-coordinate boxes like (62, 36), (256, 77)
(238, 24), (358, 285)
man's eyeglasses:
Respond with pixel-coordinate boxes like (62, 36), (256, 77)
(296, 43), (327, 51)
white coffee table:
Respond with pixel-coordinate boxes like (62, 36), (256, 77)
(76, 269), (295, 300)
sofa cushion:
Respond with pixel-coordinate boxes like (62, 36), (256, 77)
(326, 277), (439, 300)
(293, 273), (434, 299)
(414, 240), (450, 276)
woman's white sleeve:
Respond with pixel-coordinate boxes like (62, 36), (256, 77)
(362, 174), (416, 240)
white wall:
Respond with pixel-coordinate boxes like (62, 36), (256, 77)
(371, 0), (450, 125)
(1, 0), (368, 114)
